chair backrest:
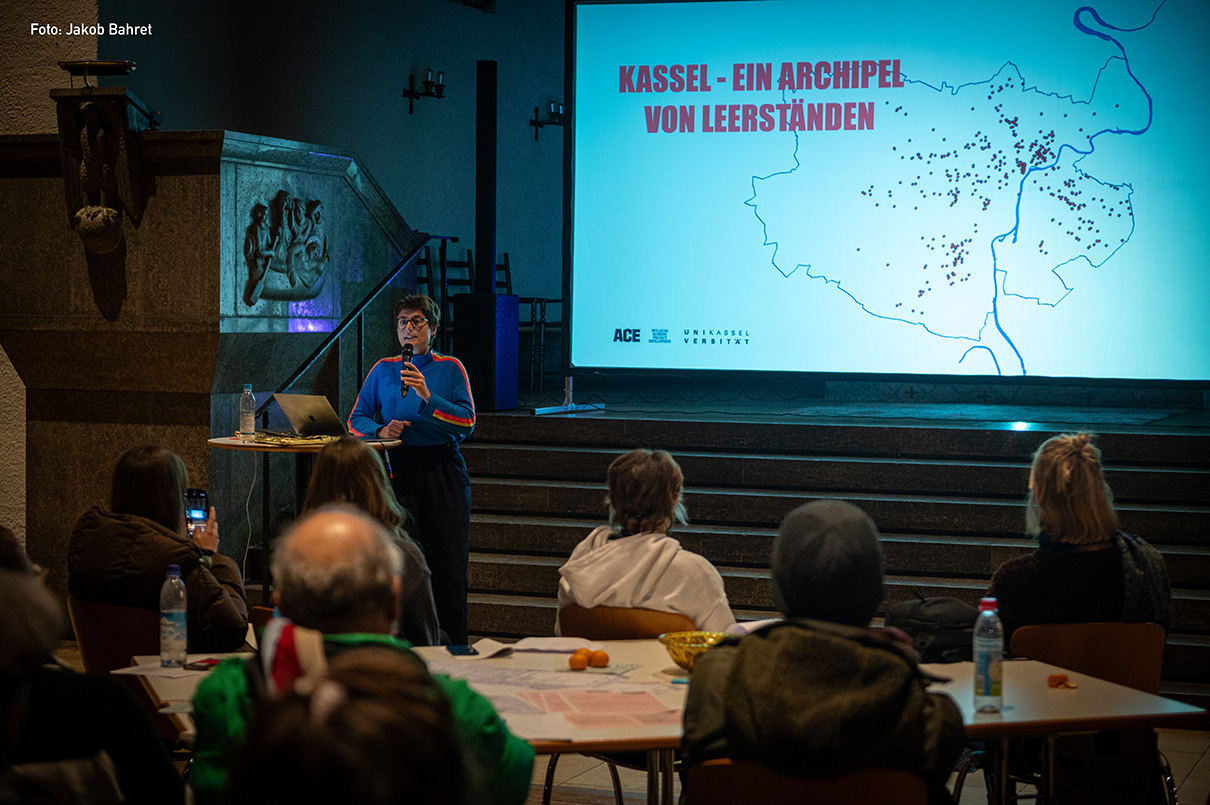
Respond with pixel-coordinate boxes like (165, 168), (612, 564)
(494, 252), (513, 296)
(558, 603), (696, 640)
(1009, 622), (1166, 694)
(67, 596), (161, 674)
(685, 759), (929, 805)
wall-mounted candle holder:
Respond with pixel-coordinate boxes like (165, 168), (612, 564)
(402, 70), (446, 114)
(529, 102), (564, 140)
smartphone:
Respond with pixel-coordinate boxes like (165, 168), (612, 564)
(446, 644), (479, 656)
(185, 488), (208, 535)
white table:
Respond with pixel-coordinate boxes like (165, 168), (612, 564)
(416, 639), (687, 805)
(922, 659), (1207, 801)
(132, 646), (1207, 804)
(128, 653), (251, 745)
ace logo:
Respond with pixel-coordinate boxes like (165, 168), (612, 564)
(613, 328), (641, 343)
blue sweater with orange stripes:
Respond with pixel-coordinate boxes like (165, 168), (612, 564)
(347, 351), (475, 445)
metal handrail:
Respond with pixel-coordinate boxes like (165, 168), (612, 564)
(254, 233), (453, 417)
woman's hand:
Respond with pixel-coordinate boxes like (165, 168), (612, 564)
(193, 506), (220, 553)
(399, 361), (431, 402)
(379, 419), (410, 439)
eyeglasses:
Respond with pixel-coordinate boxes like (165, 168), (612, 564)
(396, 316), (430, 329)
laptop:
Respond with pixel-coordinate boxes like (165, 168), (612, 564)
(268, 393), (395, 443)
(270, 393), (348, 438)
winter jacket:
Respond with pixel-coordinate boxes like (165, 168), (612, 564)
(68, 507), (249, 653)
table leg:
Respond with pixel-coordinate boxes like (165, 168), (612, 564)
(646, 749), (659, 805)
(659, 748), (674, 804)
(261, 451), (272, 607)
(998, 736), (1010, 805)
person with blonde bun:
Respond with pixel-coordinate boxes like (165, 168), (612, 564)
(988, 432), (1171, 641)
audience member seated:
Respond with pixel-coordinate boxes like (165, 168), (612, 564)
(682, 500), (963, 805)
(555, 449), (735, 634)
(191, 506), (534, 805)
(988, 432), (1172, 641)
(0, 566), (184, 805)
(68, 445), (249, 653)
(301, 437), (442, 645)
(225, 647), (475, 805)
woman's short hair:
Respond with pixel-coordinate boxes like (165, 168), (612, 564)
(109, 446), (188, 534)
(392, 294), (440, 331)
(606, 449), (688, 536)
(226, 647), (469, 805)
(302, 438), (409, 534)
(1026, 432), (1119, 545)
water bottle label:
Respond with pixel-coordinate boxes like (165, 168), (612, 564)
(974, 640), (1002, 697)
(161, 610), (187, 665)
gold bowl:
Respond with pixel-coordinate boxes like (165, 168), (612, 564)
(658, 631), (729, 671)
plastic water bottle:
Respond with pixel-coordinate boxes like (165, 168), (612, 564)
(239, 384), (256, 442)
(973, 596), (1004, 712)
(160, 564), (187, 667)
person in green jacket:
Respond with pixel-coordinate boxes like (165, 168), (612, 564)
(191, 506), (534, 805)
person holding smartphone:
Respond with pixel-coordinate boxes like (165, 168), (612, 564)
(348, 294), (475, 644)
(68, 446), (250, 653)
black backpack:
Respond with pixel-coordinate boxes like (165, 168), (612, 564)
(884, 594), (980, 663)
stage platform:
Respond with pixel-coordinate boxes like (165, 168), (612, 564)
(464, 384), (1210, 707)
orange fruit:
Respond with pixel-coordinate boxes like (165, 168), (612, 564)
(589, 650), (610, 668)
(569, 653), (589, 670)
(573, 647), (591, 658)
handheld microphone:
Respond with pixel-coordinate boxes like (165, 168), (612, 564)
(400, 343), (413, 398)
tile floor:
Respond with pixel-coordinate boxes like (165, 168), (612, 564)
(526, 728), (1210, 804)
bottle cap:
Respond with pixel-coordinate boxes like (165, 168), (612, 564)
(979, 597), (997, 611)
(243, 384), (252, 391)
(167, 564), (181, 576)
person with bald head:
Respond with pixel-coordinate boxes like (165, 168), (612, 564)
(682, 500), (963, 804)
(190, 506), (533, 805)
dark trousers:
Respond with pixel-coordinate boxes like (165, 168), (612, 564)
(388, 442), (471, 644)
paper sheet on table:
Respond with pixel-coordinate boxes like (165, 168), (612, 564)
(425, 660), (647, 691)
(111, 665), (199, 678)
(519, 689), (671, 714)
(512, 637), (605, 653)
(725, 618), (781, 635)
(446, 638), (513, 660)
(501, 713), (573, 741)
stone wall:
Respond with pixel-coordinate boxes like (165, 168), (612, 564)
(0, 129), (420, 597)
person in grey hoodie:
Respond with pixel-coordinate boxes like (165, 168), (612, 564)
(554, 449), (735, 635)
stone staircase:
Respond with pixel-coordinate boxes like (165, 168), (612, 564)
(462, 412), (1210, 707)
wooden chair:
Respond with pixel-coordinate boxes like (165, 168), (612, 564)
(1009, 622), (1166, 695)
(1011, 622), (1174, 804)
(66, 597), (180, 744)
(543, 605), (697, 805)
(954, 622), (1172, 805)
(686, 759), (929, 805)
(67, 597), (161, 674)
(557, 603), (695, 642)
(248, 605), (275, 631)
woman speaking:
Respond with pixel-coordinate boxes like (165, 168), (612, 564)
(348, 294), (475, 644)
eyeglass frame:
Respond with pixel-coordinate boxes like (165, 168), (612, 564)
(396, 315), (432, 330)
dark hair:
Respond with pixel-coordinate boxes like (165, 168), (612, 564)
(1026, 432), (1119, 545)
(110, 446), (188, 534)
(226, 647), (468, 805)
(392, 294), (440, 332)
(302, 438), (409, 534)
(606, 449), (688, 536)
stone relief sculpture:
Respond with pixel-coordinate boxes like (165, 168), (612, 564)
(243, 191), (331, 305)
